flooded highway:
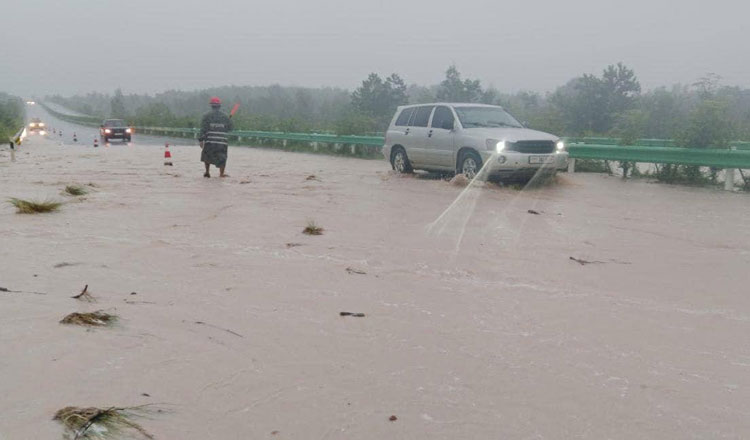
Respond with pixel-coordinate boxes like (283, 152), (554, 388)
(2, 121), (750, 439)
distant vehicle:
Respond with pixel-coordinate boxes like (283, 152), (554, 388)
(28, 117), (46, 135)
(99, 119), (133, 142)
(384, 103), (568, 180)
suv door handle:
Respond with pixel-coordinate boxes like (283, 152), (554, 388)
(404, 128), (410, 135)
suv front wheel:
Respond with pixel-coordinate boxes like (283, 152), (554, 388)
(459, 150), (482, 180)
(392, 147), (413, 174)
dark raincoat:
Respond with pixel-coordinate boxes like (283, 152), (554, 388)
(198, 108), (233, 167)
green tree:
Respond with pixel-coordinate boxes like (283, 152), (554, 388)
(0, 94), (25, 140)
(602, 62), (641, 117)
(678, 99), (733, 149)
(550, 63), (641, 135)
(436, 65), (483, 103)
(110, 88), (127, 119)
(351, 73), (408, 120)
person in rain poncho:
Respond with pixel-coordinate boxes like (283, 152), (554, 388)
(198, 96), (233, 178)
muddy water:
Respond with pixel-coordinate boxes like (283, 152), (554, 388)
(1, 133), (749, 439)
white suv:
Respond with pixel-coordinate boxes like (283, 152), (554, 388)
(383, 103), (568, 180)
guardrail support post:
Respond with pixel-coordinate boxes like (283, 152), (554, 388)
(350, 144), (357, 155)
(282, 139), (288, 147)
(567, 158), (576, 173)
(725, 168), (736, 191)
(312, 142), (318, 152)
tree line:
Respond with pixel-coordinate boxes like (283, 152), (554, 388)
(0, 93), (25, 141)
(47, 65), (750, 146)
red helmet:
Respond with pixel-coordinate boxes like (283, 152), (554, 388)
(210, 97), (221, 105)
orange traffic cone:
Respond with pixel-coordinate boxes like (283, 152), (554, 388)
(164, 143), (173, 166)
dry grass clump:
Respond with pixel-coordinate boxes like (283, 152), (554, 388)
(54, 405), (154, 439)
(303, 221), (324, 236)
(8, 197), (62, 214)
(65, 185), (88, 196)
(60, 311), (116, 327)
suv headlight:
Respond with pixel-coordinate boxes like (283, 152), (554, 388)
(556, 141), (565, 152)
(486, 139), (506, 153)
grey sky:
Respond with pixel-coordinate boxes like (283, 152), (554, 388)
(2, 0), (748, 97)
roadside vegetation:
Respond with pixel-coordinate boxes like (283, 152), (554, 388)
(0, 93), (25, 141)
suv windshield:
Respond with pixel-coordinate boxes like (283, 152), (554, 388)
(105, 119), (126, 127)
(454, 107), (523, 128)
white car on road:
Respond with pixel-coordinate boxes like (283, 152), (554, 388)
(384, 103), (568, 180)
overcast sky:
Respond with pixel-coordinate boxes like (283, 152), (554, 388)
(2, 0), (748, 97)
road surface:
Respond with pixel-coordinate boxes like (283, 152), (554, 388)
(1, 108), (750, 439)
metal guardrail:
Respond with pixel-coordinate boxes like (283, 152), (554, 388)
(40, 101), (749, 189)
(135, 126), (384, 147)
(41, 104), (384, 151)
(564, 136), (750, 150)
(567, 144), (750, 169)
(566, 144), (749, 190)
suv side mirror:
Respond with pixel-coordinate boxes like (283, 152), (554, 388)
(442, 120), (454, 130)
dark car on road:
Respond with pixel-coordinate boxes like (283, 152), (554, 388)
(99, 119), (133, 142)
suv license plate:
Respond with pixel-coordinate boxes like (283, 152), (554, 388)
(529, 155), (554, 164)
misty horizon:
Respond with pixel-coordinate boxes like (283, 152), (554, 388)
(2, 0), (749, 98)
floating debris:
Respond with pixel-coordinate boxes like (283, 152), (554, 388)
(64, 185), (88, 196)
(54, 262), (81, 269)
(306, 174), (320, 181)
(389, 415), (398, 422)
(340, 312), (366, 318)
(303, 221), (324, 236)
(527, 209), (541, 215)
(8, 197), (62, 214)
(0, 286), (47, 295)
(346, 267), (366, 275)
(60, 311), (117, 327)
(53, 405), (154, 440)
(569, 256), (604, 266)
(71, 285), (95, 302)
(286, 242), (304, 248)
(193, 320), (243, 338)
